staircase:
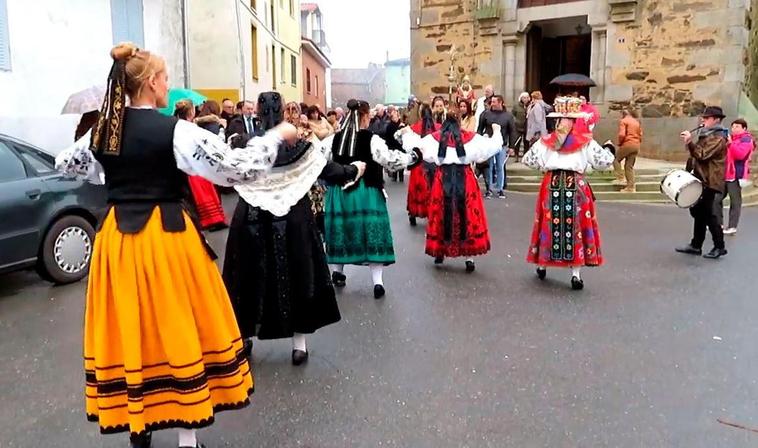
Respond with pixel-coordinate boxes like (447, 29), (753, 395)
(505, 160), (758, 207)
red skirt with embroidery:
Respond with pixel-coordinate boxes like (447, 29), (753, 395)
(527, 171), (603, 267)
(188, 176), (227, 229)
(426, 165), (491, 258)
(406, 161), (435, 218)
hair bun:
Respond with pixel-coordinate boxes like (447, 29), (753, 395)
(347, 99), (360, 111)
(111, 42), (138, 62)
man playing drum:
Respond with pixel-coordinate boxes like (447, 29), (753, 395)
(676, 106), (728, 259)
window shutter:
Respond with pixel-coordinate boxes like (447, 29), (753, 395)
(0, 0), (11, 71)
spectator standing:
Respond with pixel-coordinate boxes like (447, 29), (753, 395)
(459, 100), (477, 132)
(474, 84), (494, 129)
(226, 100), (258, 147)
(327, 110), (341, 132)
(406, 95), (420, 125)
(385, 106), (406, 182)
(195, 100), (226, 139)
(526, 91), (548, 144)
(722, 118), (755, 235)
(369, 104), (390, 135)
(513, 92), (530, 158)
(307, 105), (335, 139)
(613, 109), (643, 193)
(477, 95), (517, 199)
(221, 98), (236, 122)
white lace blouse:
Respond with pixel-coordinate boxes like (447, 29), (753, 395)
(322, 133), (417, 172)
(55, 119), (282, 187)
(522, 139), (614, 174)
(402, 132), (503, 165)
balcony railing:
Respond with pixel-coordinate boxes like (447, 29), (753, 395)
(311, 29), (327, 46)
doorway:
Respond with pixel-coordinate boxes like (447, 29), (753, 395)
(525, 16), (592, 104)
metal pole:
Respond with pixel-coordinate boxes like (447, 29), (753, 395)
(180, 0), (191, 88)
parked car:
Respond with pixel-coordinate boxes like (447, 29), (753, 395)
(0, 134), (107, 284)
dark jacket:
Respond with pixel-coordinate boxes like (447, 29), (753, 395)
(686, 126), (728, 192)
(384, 120), (404, 151)
(195, 114), (225, 137)
(512, 102), (528, 134)
(477, 109), (518, 149)
(227, 114), (259, 148)
(332, 129), (386, 190)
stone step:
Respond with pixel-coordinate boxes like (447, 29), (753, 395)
(507, 168), (666, 177)
(506, 174), (665, 183)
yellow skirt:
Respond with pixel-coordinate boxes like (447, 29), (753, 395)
(84, 207), (253, 436)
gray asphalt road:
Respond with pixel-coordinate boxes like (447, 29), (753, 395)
(1, 182), (757, 448)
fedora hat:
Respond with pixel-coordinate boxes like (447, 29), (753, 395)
(700, 106), (725, 119)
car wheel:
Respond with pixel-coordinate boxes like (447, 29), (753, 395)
(37, 215), (95, 284)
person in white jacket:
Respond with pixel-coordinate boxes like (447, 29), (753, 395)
(522, 96), (615, 290)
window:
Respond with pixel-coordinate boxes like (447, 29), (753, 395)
(251, 25), (259, 80)
(271, 45), (276, 89)
(110, 0), (144, 47)
(250, 0), (256, 10)
(290, 54), (297, 86)
(0, 142), (26, 182)
(289, 0), (294, 16)
(14, 144), (54, 175)
(0, 0), (10, 71)
(270, 2), (275, 33)
(280, 48), (285, 83)
(315, 75), (319, 98)
(306, 68), (311, 94)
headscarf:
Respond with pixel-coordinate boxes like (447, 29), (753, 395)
(437, 116), (466, 160)
(256, 91), (283, 132)
(335, 99), (365, 158)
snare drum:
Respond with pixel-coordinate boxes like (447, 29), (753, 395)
(660, 169), (703, 208)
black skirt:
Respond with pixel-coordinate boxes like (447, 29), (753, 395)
(222, 196), (341, 340)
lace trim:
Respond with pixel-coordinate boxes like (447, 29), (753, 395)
(235, 146), (327, 217)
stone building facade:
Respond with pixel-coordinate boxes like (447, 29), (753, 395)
(410, 0), (758, 159)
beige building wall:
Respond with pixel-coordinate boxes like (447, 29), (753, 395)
(187, 0), (301, 105)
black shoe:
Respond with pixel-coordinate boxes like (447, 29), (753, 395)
(332, 271), (346, 287)
(571, 276), (584, 290)
(536, 267), (547, 280)
(373, 284), (385, 299)
(703, 247), (727, 259)
(484, 191), (493, 199)
(675, 244), (702, 255)
(465, 260), (475, 273)
(409, 216), (417, 226)
(292, 349), (309, 366)
(498, 190), (506, 199)
(242, 338), (253, 358)
(129, 433), (152, 448)
(434, 256), (444, 265)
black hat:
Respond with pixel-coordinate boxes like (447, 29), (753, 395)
(701, 106), (725, 119)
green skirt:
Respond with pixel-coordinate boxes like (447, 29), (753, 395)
(324, 181), (395, 265)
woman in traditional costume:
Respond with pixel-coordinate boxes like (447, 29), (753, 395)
(402, 114), (502, 272)
(404, 104), (440, 226)
(55, 43), (293, 448)
(324, 99), (421, 299)
(173, 100), (228, 231)
(522, 96), (614, 290)
(223, 92), (366, 366)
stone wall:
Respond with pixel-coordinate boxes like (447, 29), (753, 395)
(607, 0), (748, 120)
(410, 0), (500, 99)
(744, 0), (758, 106)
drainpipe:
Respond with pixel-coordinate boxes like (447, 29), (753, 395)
(180, 0), (191, 87)
(234, 0), (246, 100)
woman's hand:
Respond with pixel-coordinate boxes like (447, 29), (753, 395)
(275, 122), (298, 145)
(351, 161), (367, 179)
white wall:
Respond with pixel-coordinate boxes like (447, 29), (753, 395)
(0, 0), (186, 153)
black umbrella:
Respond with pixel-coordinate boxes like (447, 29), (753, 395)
(549, 73), (596, 87)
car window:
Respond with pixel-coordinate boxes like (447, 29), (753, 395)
(0, 141), (27, 182)
(15, 144), (55, 175)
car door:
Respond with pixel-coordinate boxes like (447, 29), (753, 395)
(0, 139), (51, 269)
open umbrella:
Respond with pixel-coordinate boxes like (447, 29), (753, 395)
(61, 85), (106, 114)
(549, 73), (596, 88)
(159, 88), (207, 116)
